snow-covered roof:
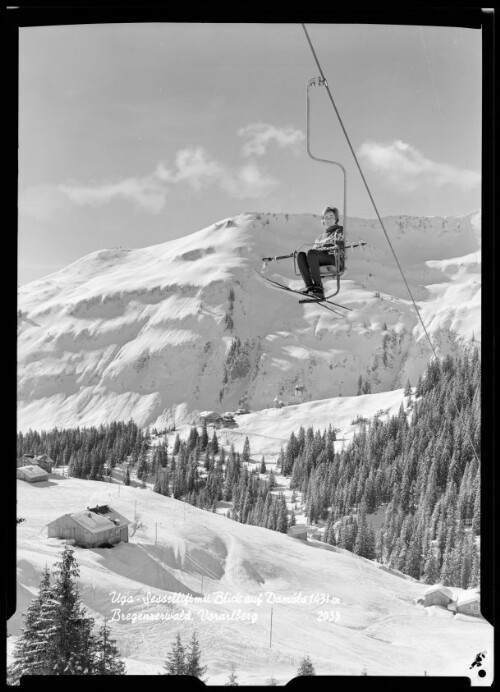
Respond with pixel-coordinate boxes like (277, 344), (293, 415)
(424, 584), (453, 597)
(71, 511), (113, 532)
(17, 465), (48, 480)
(70, 506), (131, 533)
(199, 411), (222, 420)
(35, 454), (55, 464)
(457, 592), (480, 606)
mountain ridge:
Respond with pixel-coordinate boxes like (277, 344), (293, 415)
(17, 211), (481, 431)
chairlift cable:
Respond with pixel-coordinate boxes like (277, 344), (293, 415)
(301, 23), (480, 465)
(301, 24), (435, 357)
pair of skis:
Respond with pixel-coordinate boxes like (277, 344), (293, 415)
(253, 269), (351, 316)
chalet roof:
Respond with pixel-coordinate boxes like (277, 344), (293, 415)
(424, 584), (453, 597)
(71, 511), (114, 532)
(54, 505), (132, 534)
(18, 465), (48, 480)
(456, 592), (480, 606)
(35, 454), (55, 464)
(199, 411), (222, 421)
(288, 525), (308, 535)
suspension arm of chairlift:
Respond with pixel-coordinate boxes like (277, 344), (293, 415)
(307, 77), (347, 241)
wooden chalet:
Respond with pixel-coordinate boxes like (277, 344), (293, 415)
(17, 465), (49, 483)
(47, 504), (131, 548)
(33, 454), (56, 472)
(287, 525), (308, 540)
(423, 585), (453, 608)
(456, 593), (481, 617)
(17, 454), (36, 468)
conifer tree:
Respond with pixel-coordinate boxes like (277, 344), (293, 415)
(163, 633), (186, 675)
(275, 494), (289, 533)
(136, 451), (149, 481)
(353, 508), (375, 560)
(153, 470), (162, 494)
(185, 631), (207, 681)
(94, 619), (126, 675)
(422, 550), (440, 584)
(268, 468), (276, 490)
(260, 456), (267, 474)
(10, 547), (118, 678)
(124, 468), (130, 485)
(48, 545), (97, 674)
(297, 655), (315, 676)
(200, 423), (209, 451)
(210, 430), (219, 456)
(161, 470), (170, 496)
(8, 566), (54, 681)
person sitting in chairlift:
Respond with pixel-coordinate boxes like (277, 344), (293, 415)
(297, 206), (344, 299)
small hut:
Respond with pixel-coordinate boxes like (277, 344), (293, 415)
(221, 413), (237, 427)
(423, 585), (453, 608)
(17, 465), (49, 483)
(198, 411), (223, 426)
(47, 505), (131, 548)
(287, 525), (308, 541)
(17, 454), (36, 468)
(33, 454), (56, 472)
(456, 593), (481, 617)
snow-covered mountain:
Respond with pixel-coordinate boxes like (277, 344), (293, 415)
(17, 211), (481, 431)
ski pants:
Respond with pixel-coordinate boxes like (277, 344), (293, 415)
(297, 249), (335, 287)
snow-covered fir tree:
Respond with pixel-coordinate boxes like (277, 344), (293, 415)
(297, 655), (315, 676)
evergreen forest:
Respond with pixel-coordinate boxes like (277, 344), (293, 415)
(17, 348), (481, 589)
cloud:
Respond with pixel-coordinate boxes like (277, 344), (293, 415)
(23, 128), (289, 220)
(220, 161), (279, 199)
(358, 140), (481, 192)
(155, 147), (224, 190)
(60, 174), (167, 213)
(56, 145), (279, 213)
(238, 123), (305, 157)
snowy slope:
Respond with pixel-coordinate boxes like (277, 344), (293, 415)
(17, 211), (481, 431)
(10, 475), (492, 685)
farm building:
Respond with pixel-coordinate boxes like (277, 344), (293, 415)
(198, 411), (223, 426)
(423, 585), (453, 608)
(33, 454), (56, 472)
(17, 454), (36, 468)
(199, 411), (221, 423)
(287, 525), (308, 540)
(221, 413), (237, 427)
(47, 504), (131, 548)
(17, 465), (49, 483)
(16, 453), (56, 472)
(456, 593), (481, 617)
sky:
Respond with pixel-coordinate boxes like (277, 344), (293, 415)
(18, 22), (482, 285)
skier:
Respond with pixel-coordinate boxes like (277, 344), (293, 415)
(297, 206), (344, 299)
